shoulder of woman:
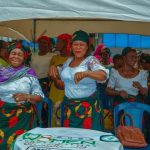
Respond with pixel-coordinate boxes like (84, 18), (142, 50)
(139, 69), (149, 77)
(112, 68), (121, 77)
(27, 68), (37, 77)
(63, 57), (73, 66)
(86, 55), (99, 62)
(66, 57), (73, 62)
(87, 55), (95, 59)
(51, 54), (59, 59)
(111, 68), (117, 73)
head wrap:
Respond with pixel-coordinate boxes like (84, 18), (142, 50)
(57, 33), (72, 55)
(101, 47), (111, 56)
(72, 30), (89, 43)
(122, 47), (136, 56)
(37, 36), (51, 46)
(93, 44), (113, 63)
(140, 53), (150, 63)
(93, 44), (105, 59)
(8, 42), (32, 66)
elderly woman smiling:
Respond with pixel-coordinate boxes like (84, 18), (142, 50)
(0, 42), (44, 149)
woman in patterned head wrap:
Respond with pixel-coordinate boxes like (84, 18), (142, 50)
(94, 44), (113, 110)
(93, 44), (113, 65)
(8, 42), (32, 66)
(49, 30), (109, 130)
(0, 42), (44, 149)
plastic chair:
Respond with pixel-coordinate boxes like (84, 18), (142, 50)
(114, 102), (150, 150)
(36, 97), (53, 127)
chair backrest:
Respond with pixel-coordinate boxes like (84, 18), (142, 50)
(36, 97), (53, 127)
(114, 102), (150, 130)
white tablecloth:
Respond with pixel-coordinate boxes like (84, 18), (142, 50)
(12, 127), (123, 150)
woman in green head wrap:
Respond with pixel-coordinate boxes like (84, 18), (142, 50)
(49, 30), (109, 130)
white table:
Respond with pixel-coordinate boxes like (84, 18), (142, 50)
(12, 127), (123, 150)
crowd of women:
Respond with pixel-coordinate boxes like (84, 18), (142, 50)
(0, 30), (150, 149)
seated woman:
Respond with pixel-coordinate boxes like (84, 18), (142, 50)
(106, 47), (148, 106)
(0, 42), (44, 149)
(49, 30), (109, 131)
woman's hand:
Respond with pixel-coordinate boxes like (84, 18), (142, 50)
(74, 71), (88, 84)
(119, 90), (128, 98)
(132, 81), (142, 89)
(133, 81), (148, 95)
(106, 87), (128, 98)
(54, 79), (64, 90)
(48, 65), (59, 79)
(13, 93), (28, 102)
(13, 93), (42, 103)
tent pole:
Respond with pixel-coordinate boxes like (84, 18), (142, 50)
(95, 33), (99, 48)
(33, 19), (37, 52)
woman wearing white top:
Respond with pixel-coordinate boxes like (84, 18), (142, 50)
(49, 30), (109, 130)
(106, 47), (148, 106)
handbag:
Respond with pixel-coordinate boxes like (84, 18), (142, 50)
(116, 113), (147, 148)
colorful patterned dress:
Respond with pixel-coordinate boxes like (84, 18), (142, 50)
(0, 65), (44, 150)
(60, 56), (109, 131)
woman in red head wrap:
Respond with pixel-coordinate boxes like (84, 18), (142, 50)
(48, 33), (72, 127)
(37, 35), (52, 54)
(56, 34), (72, 56)
(31, 35), (55, 96)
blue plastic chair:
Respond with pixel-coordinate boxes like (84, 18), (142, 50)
(36, 97), (53, 127)
(114, 102), (150, 150)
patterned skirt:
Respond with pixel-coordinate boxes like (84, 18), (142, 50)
(63, 92), (104, 131)
(0, 100), (37, 150)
